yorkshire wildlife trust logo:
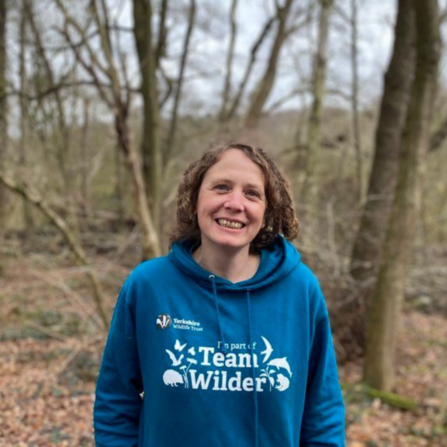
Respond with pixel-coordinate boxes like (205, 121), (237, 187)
(157, 313), (203, 332)
(156, 314), (171, 330)
(162, 336), (292, 393)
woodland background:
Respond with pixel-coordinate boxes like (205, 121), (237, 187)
(0, 0), (447, 445)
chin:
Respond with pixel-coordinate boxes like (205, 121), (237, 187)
(205, 235), (251, 253)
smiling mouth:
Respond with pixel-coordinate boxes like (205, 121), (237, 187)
(216, 218), (246, 229)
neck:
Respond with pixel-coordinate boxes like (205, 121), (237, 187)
(193, 245), (260, 283)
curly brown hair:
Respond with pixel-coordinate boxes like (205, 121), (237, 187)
(170, 143), (299, 254)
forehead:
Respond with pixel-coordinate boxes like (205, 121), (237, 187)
(203, 149), (265, 186)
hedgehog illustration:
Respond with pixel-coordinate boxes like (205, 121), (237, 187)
(163, 369), (184, 387)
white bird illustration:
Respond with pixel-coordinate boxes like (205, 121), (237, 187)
(260, 336), (274, 363)
(166, 349), (184, 366)
(267, 357), (293, 377)
(174, 339), (187, 352)
(188, 347), (196, 356)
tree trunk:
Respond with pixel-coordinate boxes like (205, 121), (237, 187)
(80, 98), (90, 218)
(225, 16), (275, 121)
(245, 0), (294, 128)
(114, 110), (161, 259)
(54, 0), (161, 259)
(155, 0), (168, 68)
(25, 0), (71, 200)
(344, 0), (416, 352)
(219, 0), (238, 121)
(363, 0), (440, 391)
(350, 0), (364, 203)
(115, 142), (126, 227)
(428, 113), (447, 151)
(19, 1), (34, 234)
(0, 0), (7, 266)
(133, 0), (162, 231)
(300, 0), (333, 245)
(163, 0), (196, 170)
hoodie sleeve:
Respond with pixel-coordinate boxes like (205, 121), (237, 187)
(300, 284), (346, 446)
(93, 281), (143, 446)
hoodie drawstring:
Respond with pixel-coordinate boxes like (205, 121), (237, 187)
(246, 289), (259, 447)
(209, 275), (228, 353)
(208, 275), (259, 447)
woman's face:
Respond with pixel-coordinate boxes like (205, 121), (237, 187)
(196, 149), (266, 255)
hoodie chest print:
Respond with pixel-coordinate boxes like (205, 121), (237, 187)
(162, 336), (293, 393)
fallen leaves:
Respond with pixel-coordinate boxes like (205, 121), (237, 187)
(341, 311), (447, 446)
(1, 258), (446, 446)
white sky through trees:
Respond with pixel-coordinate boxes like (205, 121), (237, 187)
(7, 0), (447, 128)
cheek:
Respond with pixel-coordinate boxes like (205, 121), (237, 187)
(196, 193), (217, 221)
(195, 190), (207, 215)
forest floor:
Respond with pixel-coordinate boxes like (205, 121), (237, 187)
(0, 247), (446, 446)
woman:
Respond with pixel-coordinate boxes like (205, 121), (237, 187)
(94, 143), (345, 446)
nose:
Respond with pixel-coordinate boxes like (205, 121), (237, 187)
(224, 191), (245, 211)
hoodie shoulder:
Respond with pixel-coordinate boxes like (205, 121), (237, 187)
(290, 261), (328, 320)
(292, 261), (320, 289)
(123, 255), (174, 288)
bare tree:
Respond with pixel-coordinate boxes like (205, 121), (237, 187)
(24, 0), (73, 201)
(219, 0), (238, 122)
(80, 97), (90, 216)
(133, 0), (162, 229)
(0, 172), (109, 330)
(350, 0), (363, 202)
(155, 0), (169, 68)
(163, 0), (196, 170)
(54, 0), (161, 259)
(0, 0), (7, 263)
(347, 0), (416, 350)
(224, 16), (275, 122)
(245, 0), (295, 128)
(300, 0), (333, 241)
(364, 0), (440, 391)
(19, 0), (34, 234)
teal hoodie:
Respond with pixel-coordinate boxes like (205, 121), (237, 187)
(94, 236), (345, 446)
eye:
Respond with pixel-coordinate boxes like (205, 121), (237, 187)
(246, 189), (261, 198)
(213, 184), (230, 192)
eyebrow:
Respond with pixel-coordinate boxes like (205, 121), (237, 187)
(209, 178), (264, 189)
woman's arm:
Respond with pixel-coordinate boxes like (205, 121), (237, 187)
(93, 283), (143, 446)
(300, 285), (346, 446)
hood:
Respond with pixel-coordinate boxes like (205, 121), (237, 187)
(168, 235), (301, 447)
(168, 234), (301, 290)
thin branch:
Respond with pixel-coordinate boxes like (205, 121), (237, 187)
(265, 85), (309, 114)
(56, 21), (113, 108)
(163, 0), (196, 169)
(156, 0), (169, 67)
(53, 0), (110, 77)
(0, 171), (109, 330)
(6, 80), (138, 102)
(225, 15), (276, 120)
(157, 62), (174, 109)
(26, 321), (68, 342)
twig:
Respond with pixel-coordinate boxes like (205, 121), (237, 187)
(26, 321), (68, 342)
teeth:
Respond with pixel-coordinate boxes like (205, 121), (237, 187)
(217, 219), (243, 229)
